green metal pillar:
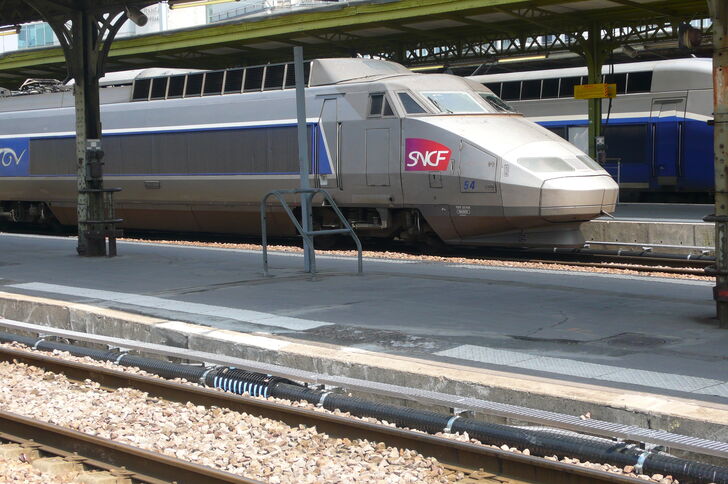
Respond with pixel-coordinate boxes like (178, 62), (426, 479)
(580, 23), (608, 160)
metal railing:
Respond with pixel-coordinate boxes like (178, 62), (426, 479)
(260, 188), (362, 276)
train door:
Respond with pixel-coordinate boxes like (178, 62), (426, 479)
(650, 97), (686, 188)
(317, 97), (339, 189)
(363, 93), (400, 191)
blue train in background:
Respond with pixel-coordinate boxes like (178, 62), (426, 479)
(469, 58), (714, 202)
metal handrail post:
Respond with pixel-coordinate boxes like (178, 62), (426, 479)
(260, 188), (363, 276)
(318, 190), (363, 274)
(260, 197), (270, 276)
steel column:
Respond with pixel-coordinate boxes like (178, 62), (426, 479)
(708, 0), (728, 328)
(293, 46), (314, 272)
(72, 10), (106, 256)
(581, 23), (607, 160)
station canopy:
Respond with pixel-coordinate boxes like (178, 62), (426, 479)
(0, 0), (711, 86)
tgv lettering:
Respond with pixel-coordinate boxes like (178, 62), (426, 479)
(407, 150), (450, 168)
(0, 148), (26, 168)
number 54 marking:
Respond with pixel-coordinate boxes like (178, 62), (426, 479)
(463, 180), (476, 191)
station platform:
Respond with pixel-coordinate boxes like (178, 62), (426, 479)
(0, 232), (727, 446)
(585, 203), (713, 252)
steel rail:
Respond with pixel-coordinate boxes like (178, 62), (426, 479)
(0, 409), (261, 484)
(3, 318), (726, 460)
(0, 345), (646, 484)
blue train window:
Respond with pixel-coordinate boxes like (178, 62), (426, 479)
(484, 82), (501, 97)
(521, 80), (541, 100)
(501, 81), (521, 101)
(542, 78), (559, 98)
(627, 71), (653, 93)
(603, 124), (648, 163)
(559, 76), (581, 98)
(604, 73), (627, 94)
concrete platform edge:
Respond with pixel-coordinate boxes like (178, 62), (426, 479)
(0, 290), (726, 449)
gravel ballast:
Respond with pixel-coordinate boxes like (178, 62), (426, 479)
(0, 342), (692, 483)
(0, 357), (465, 483)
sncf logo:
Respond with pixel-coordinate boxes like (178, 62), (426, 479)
(405, 138), (451, 171)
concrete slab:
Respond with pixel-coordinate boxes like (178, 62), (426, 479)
(0, 232), (727, 448)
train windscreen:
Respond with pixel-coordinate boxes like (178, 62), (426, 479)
(421, 91), (487, 114)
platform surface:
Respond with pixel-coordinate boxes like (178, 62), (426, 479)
(1, 232), (727, 404)
(600, 203), (713, 223)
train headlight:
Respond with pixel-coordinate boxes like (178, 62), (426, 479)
(517, 157), (575, 173)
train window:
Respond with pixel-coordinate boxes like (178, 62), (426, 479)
(602, 124), (648, 163)
(568, 126), (589, 153)
(383, 99), (394, 116)
(542, 78), (559, 99)
(224, 69), (244, 94)
(545, 126), (567, 139)
(518, 157), (575, 173)
(500, 81), (521, 101)
(369, 93), (384, 116)
(604, 72), (627, 95)
(167, 75), (185, 98)
(484, 82), (501, 97)
(521, 80), (541, 100)
(478, 93), (516, 113)
(203, 71), (224, 96)
(150, 77), (167, 100)
(559, 77), (581, 98)
(397, 92), (427, 114)
(244, 66), (264, 92)
(131, 78), (151, 101)
(264, 64), (285, 90)
(185, 73), (203, 97)
(421, 91), (487, 114)
(627, 71), (653, 93)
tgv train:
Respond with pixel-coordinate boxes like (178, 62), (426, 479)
(0, 58), (617, 247)
(469, 58), (713, 201)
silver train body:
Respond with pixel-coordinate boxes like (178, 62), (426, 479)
(0, 58), (617, 247)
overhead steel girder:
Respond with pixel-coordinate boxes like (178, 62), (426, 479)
(365, 19), (712, 66)
(0, 0), (709, 80)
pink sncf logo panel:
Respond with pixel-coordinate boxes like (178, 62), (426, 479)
(405, 138), (452, 171)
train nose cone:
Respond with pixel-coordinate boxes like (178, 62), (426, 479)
(540, 175), (618, 221)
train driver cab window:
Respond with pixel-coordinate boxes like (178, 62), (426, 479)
(421, 91), (487, 114)
(369, 93), (395, 117)
(397, 92), (427, 114)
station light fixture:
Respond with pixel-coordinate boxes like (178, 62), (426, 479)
(409, 65), (444, 71)
(169, 0), (239, 9)
(497, 54), (547, 64)
(125, 6), (149, 27)
(621, 44), (639, 58)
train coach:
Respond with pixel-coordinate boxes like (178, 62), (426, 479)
(469, 58), (713, 201)
(0, 58), (617, 247)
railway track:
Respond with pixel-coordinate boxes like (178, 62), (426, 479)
(0, 344), (652, 484)
(0, 411), (257, 484)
